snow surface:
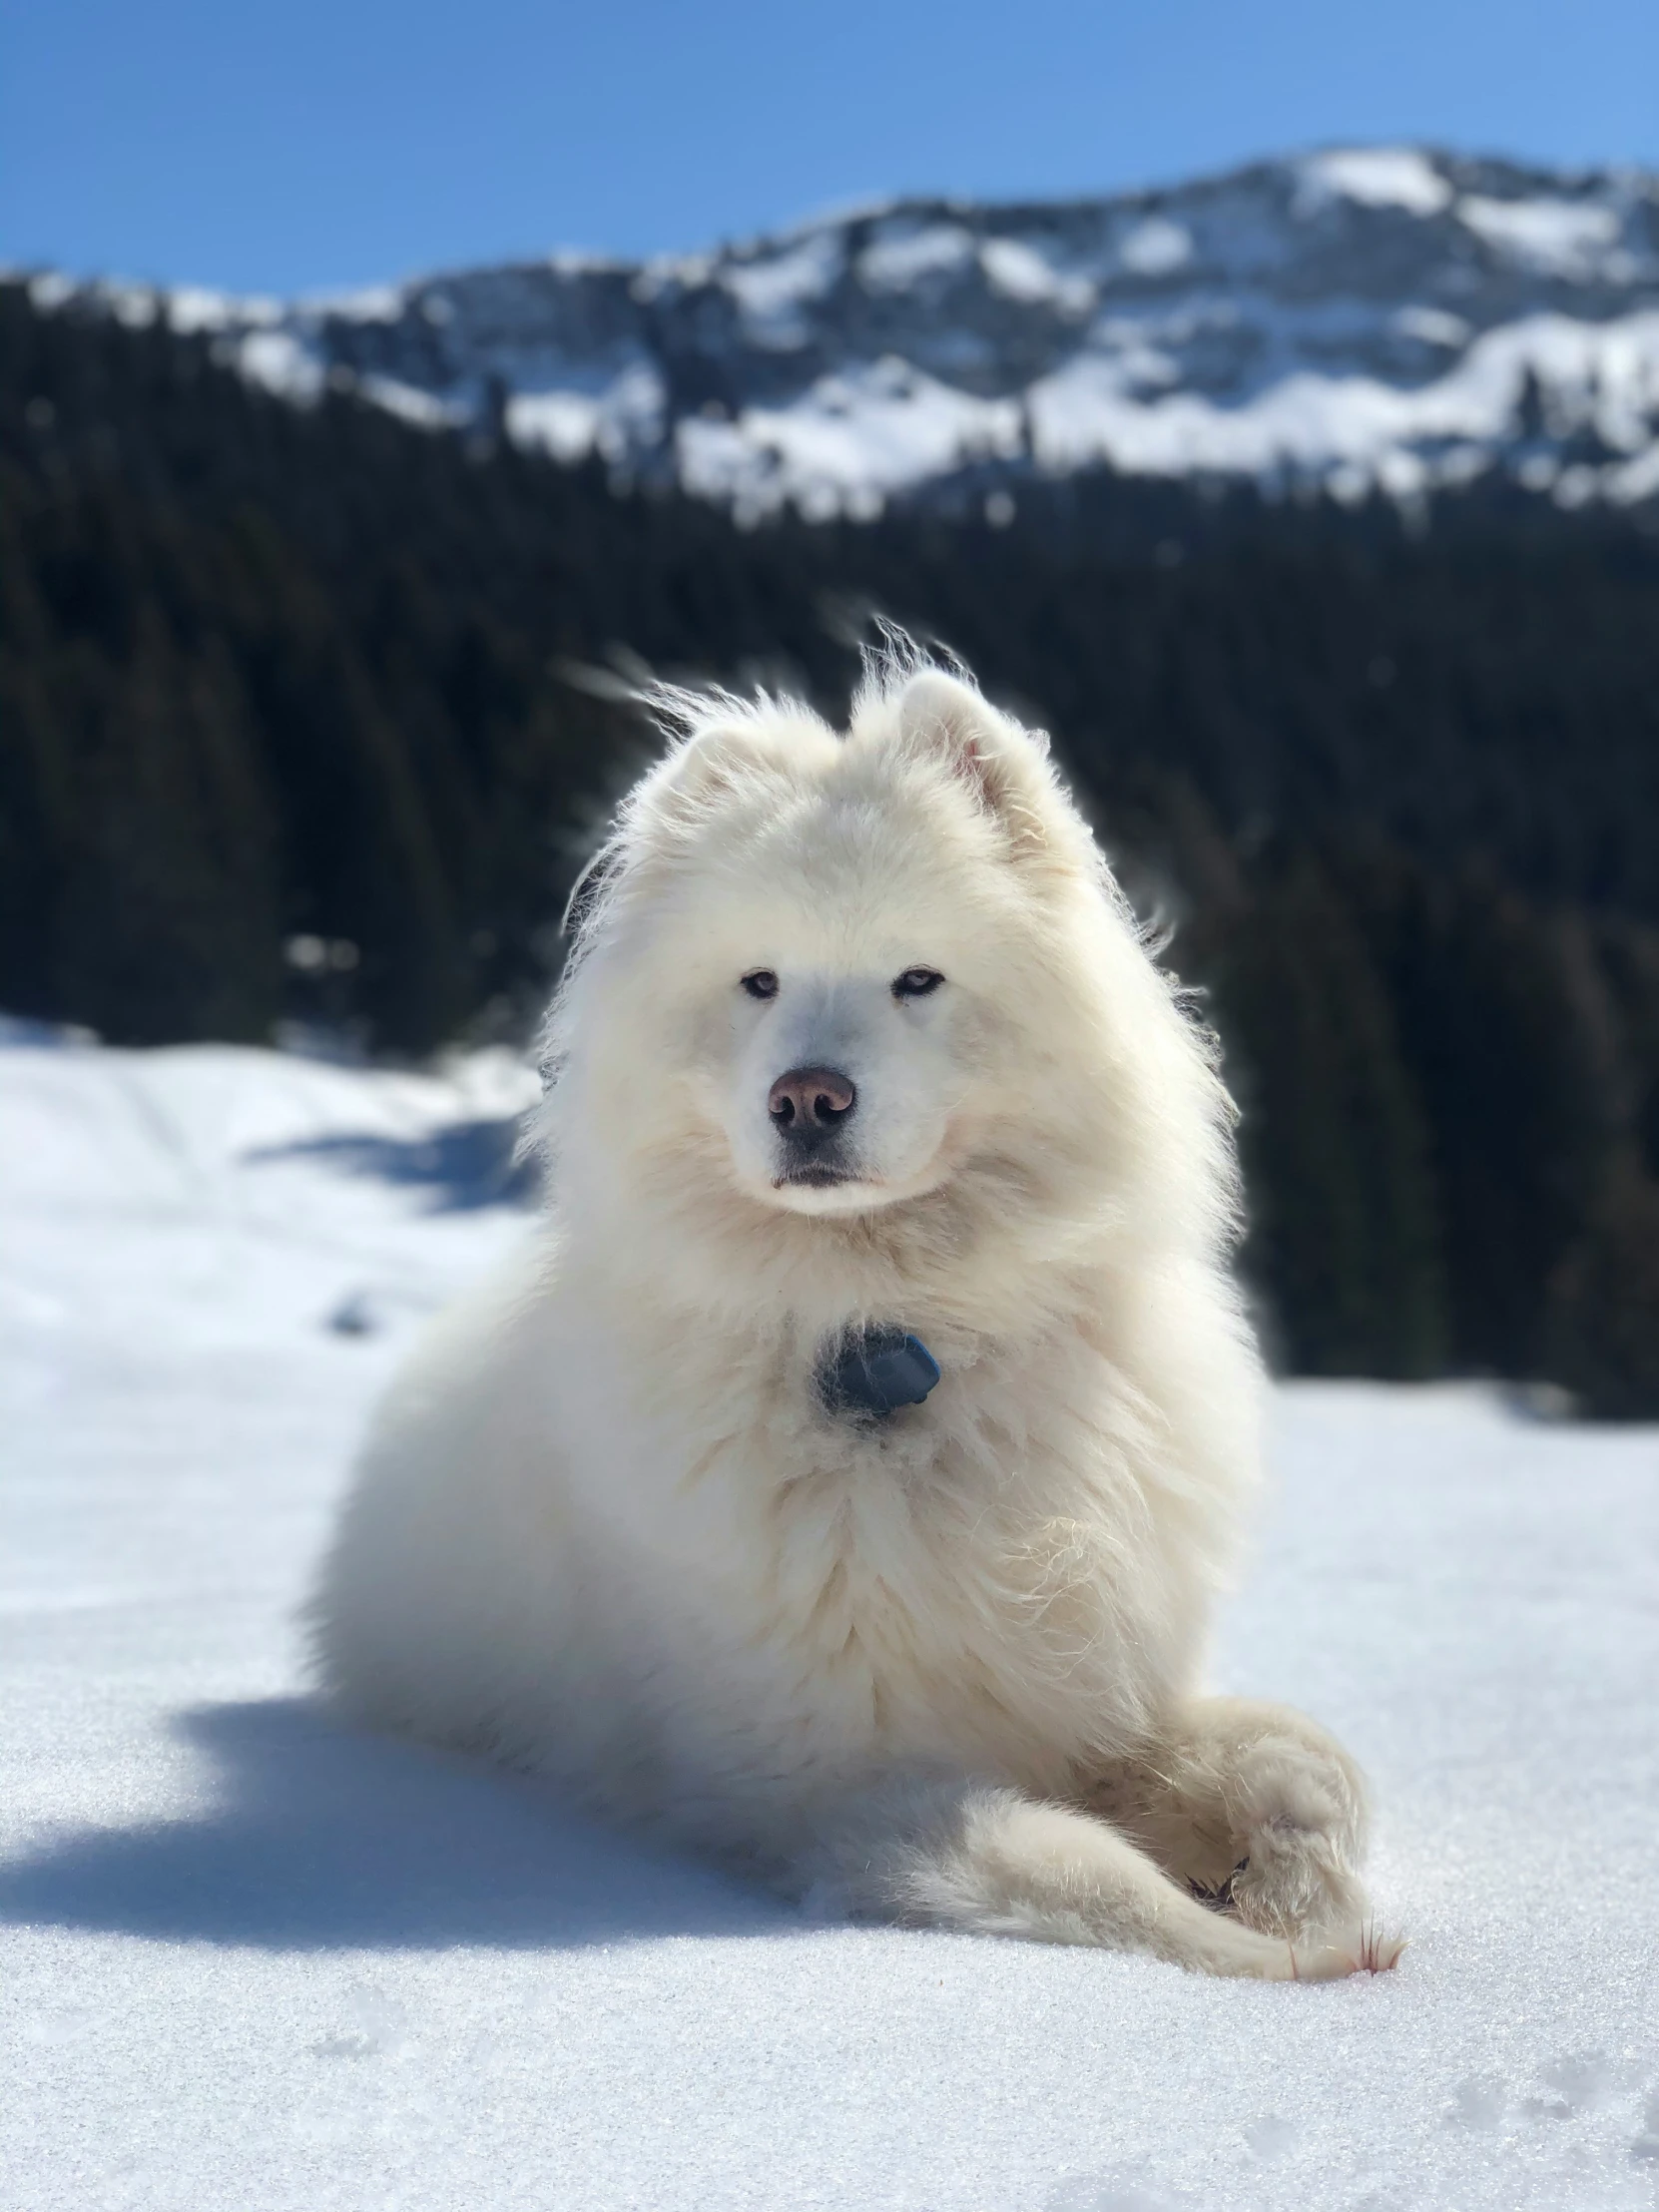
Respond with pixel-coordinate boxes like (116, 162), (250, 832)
(4, 1029), (1659, 2212)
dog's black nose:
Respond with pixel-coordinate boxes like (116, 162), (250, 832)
(768, 1066), (856, 1146)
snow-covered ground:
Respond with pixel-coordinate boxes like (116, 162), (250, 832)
(3, 1029), (1657, 2212)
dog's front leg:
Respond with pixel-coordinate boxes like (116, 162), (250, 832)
(799, 1768), (1382, 1978)
(1089, 1697), (1382, 1946)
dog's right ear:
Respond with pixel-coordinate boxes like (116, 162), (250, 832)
(638, 688), (839, 832)
(633, 713), (788, 838)
(652, 724), (761, 816)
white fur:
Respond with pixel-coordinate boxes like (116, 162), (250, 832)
(309, 649), (1394, 1980)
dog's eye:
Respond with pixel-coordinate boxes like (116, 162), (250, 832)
(892, 967), (944, 999)
(741, 970), (780, 1001)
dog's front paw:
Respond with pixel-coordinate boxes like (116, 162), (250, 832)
(1230, 1819), (1369, 1941)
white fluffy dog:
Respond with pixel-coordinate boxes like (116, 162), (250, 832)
(310, 647), (1396, 1980)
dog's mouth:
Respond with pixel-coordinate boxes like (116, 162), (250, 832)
(763, 1156), (952, 1218)
(765, 1155), (897, 1215)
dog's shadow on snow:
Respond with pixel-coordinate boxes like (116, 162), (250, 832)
(0, 1700), (792, 1950)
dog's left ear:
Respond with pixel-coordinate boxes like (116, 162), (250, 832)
(893, 670), (1055, 859)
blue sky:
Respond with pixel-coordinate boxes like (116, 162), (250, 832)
(5, 0), (1657, 293)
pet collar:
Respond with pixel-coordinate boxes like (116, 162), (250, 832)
(819, 1327), (941, 1418)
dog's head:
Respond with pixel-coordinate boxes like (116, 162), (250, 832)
(544, 655), (1234, 1283)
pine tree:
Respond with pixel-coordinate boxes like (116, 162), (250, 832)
(1201, 862), (1446, 1379)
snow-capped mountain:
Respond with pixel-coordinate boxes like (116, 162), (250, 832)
(41, 146), (1659, 519)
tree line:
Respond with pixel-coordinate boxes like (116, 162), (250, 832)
(4, 280), (1658, 1412)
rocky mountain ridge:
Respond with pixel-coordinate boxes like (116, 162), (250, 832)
(28, 145), (1659, 519)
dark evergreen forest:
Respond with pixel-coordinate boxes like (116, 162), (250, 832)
(5, 280), (1659, 1412)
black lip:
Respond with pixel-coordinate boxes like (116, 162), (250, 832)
(775, 1167), (853, 1189)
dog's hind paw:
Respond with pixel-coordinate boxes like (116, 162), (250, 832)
(1230, 1819), (1370, 1943)
(1283, 1921), (1407, 1980)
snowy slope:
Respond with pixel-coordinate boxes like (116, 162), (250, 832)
(4, 1027), (1659, 2212)
(33, 145), (1659, 519)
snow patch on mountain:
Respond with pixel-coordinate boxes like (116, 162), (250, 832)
(1117, 216), (1196, 276)
(1298, 147), (1453, 217)
(1455, 195), (1631, 280)
(721, 231), (843, 347)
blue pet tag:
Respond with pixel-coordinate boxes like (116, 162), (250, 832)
(820, 1327), (941, 1418)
